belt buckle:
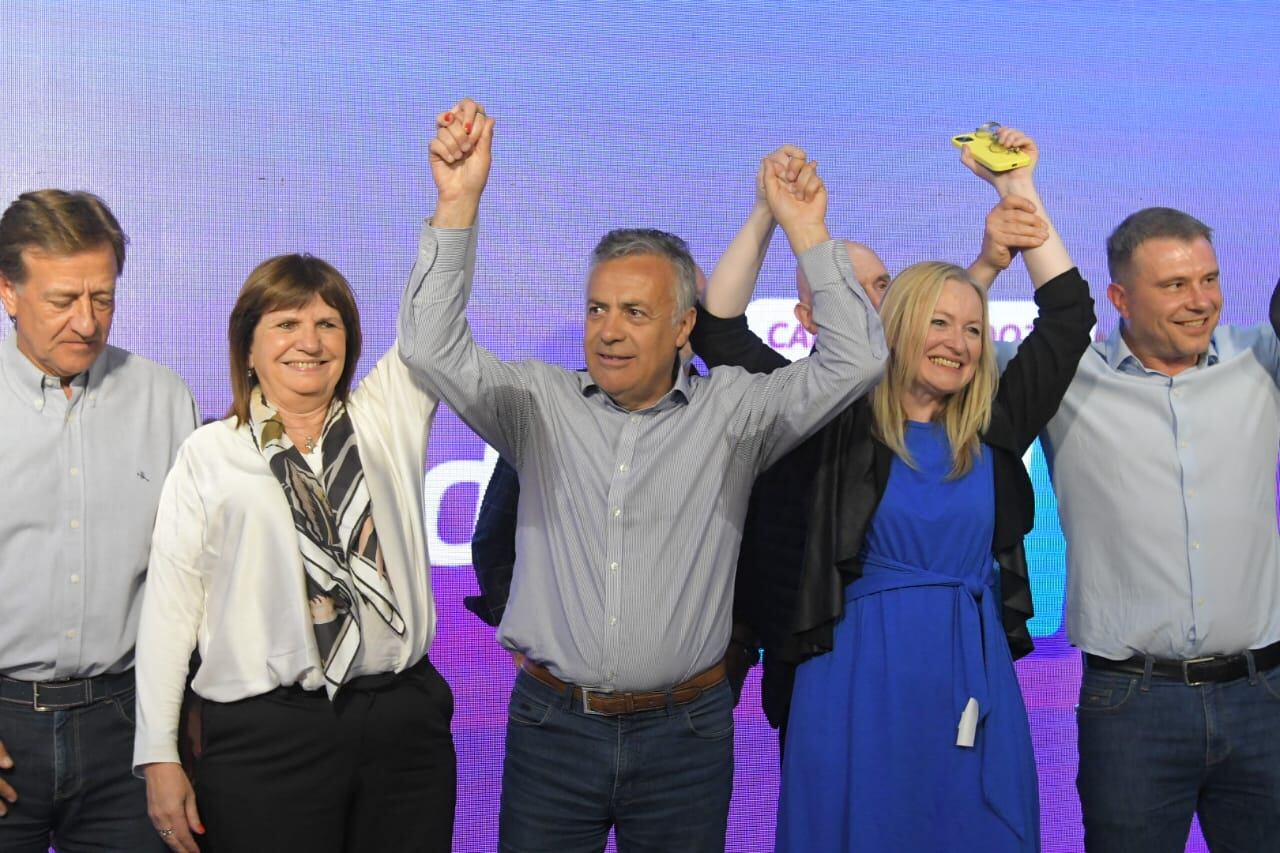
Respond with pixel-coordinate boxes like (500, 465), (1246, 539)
(1181, 656), (1216, 687)
(31, 679), (90, 711)
(580, 687), (612, 717)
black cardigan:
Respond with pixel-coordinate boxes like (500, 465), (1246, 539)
(691, 269), (1095, 717)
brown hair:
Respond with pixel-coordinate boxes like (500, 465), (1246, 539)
(0, 190), (127, 283)
(1106, 207), (1212, 285)
(227, 254), (362, 424)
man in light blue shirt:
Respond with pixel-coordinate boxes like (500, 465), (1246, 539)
(1039, 207), (1280, 852)
(0, 190), (198, 852)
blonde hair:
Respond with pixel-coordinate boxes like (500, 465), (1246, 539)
(871, 261), (997, 478)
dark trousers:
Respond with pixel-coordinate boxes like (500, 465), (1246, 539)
(0, 674), (161, 853)
(1077, 661), (1280, 852)
(194, 657), (456, 853)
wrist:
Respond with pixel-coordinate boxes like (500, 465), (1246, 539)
(783, 221), (831, 256)
(432, 195), (480, 229)
(997, 176), (1038, 199)
(968, 258), (1000, 288)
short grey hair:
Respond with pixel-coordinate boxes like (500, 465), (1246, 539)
(590, 228), (697, 323)
(1107, 207), (1213, 284)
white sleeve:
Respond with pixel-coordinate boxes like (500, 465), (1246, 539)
(132, 446), (207, 773)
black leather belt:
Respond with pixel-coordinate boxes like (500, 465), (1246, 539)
(1085, 639), (1280, 686)
(0, 669), (135, 711)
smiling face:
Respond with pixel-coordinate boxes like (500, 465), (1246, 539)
(248, 294), (347, 413)
(1108, 236), (1220, 376)
(0, 243), (118, 384)
(906, 278), (984, 415)
(583, 253), (695, 411)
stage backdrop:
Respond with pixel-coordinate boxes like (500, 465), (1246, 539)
(4, 2), (1278, 850)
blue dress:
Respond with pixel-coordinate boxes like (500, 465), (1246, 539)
(776, 421), (1038, 852)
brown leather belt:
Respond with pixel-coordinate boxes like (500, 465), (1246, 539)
(520, 658), (727, 716)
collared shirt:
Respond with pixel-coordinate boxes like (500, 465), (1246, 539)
(0, 333), (198, 680)
(1043, 323), (1280, 659)
(134, 349), (439, 770)
(399, 224), (886, 692)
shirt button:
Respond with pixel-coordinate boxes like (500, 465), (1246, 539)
(630, 416), (639, 424)
(70, 467), (80, 477)
(69, 519), (80, 529)
(609, 562), (619, 572)
(607, 671), (616, 680)
(33, 399), (43, 410)
(1172, 389), (1183, 398)
(65, 629), (77, 639)
(70, 574), (81, 584)
(612, 507), (622, 518)
(609, 616), (618, 626)
(618, 463), (629, 473)
(1191, 541), (1201, 550)
(1180, 440), (1189, 449)
(1187, 488), (1196, 498)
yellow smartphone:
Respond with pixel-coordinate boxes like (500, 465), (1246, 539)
(952, 122), (1030, 172)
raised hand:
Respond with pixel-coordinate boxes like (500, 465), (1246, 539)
(144, 762), (204, 853)
(960, 126), (1039, 198)
(430, 97), (495, 227)
(755, 144), (807, 208)
(763, 157), (830, 255)
(970, 194), (1050, 285)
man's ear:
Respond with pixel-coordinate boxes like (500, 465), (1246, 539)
(793, 302), (816, 335)
(0, 273), (19, 320)
(674, 306), (696, 349)
(1106, 282), (1129, 321)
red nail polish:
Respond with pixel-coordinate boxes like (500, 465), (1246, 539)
(443, 113), (453, 123)
(464, 123), (472, 133)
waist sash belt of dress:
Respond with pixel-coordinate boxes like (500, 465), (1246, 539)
(847, 553), (1032, 843)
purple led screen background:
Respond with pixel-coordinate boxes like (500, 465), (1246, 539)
(4, 2), (1279, 849)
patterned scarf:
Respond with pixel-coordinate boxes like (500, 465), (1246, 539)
(248, 387), (405, 697)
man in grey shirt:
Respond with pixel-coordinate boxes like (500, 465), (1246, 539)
(0, 190), (198, 852)
(398, 99), (886, 851)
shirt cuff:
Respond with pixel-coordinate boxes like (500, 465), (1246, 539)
(419, 220), (472, 271)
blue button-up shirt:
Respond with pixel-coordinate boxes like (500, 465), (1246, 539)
(0, 332), (198, 679)
(1043, 323), (1280, 659)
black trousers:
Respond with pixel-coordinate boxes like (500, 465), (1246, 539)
(194, 657), (455, 853)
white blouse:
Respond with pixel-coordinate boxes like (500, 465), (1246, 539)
(133, 348), (439, 770)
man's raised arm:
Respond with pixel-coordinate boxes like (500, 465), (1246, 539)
(702, 145), (806, 318)
(398, 98), (533, 464)
(730, 158), (888, 469)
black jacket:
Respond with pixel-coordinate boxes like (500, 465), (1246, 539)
(690, 268), (1095, 727)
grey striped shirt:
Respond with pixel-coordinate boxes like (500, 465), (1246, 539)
(399, 224), (886, 691)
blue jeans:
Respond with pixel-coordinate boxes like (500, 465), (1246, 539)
(499, 669), (734, 853)
(0, 681), (162, 853)
(1076, 660), (1280, 852)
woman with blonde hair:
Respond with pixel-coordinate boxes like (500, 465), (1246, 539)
(693, 129), (1094, 851)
